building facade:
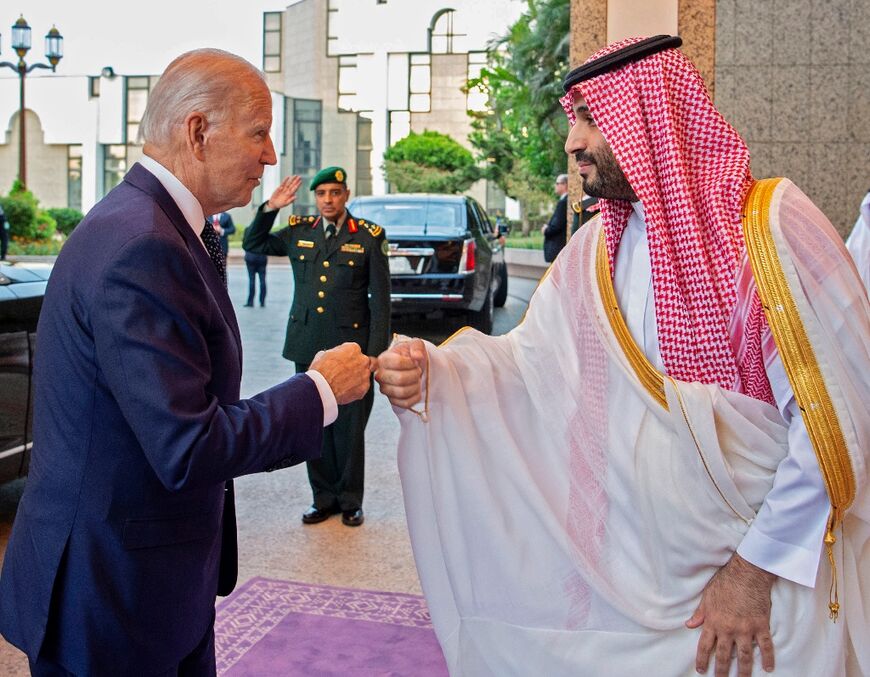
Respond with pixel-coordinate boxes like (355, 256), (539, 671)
(0, 0), (522, 223)
(260, 0), (522, 215)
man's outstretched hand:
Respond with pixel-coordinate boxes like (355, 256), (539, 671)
(266, 175), (303, 211)
(375, 339), (426, 409)
(310, 342), (375, 405)
(687, 553), (776, 677)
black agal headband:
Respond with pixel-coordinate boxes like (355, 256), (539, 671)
(562, 35), (683, 92)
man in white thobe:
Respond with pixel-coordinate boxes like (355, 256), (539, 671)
(376, 35), (869, 677)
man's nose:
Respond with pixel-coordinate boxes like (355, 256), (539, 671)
(564, 123), (585, 156)
(262, 135), (278, 165)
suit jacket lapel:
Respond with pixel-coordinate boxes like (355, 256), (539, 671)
(123, 163), (242, 358)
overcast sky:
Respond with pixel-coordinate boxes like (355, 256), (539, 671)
(0, 0), (295, 78)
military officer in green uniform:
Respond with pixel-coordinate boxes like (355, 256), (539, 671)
(243, 167), (390, 526)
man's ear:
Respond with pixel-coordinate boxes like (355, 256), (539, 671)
(185, 111), (208, 161)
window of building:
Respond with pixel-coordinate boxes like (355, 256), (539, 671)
(356, 112), (374, 197)
(409, 54), (431, 113)
(263, 12), (282, 72)
(429, 9), (466, 54)
(293, 99), (322, 214)
(103, 145), (127, 198)
(388, 110), (411, 146)
(67, 145), (82, 212)
(338, 55), (359, 112)
(466, 51), (488, 112)
(126, 76), (150, 144)
(88, 76), (100, 98)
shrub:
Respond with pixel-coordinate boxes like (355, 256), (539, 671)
(7, 236), (64, 256)
(0, 194), (36, 239)
(47, 207), (84, 236)
(1, 181), (56, 240)
(383, 131), (480, 194)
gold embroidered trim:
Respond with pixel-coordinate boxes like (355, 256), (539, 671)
(742, 177), (856, 621)
(596, 230), (668, 409)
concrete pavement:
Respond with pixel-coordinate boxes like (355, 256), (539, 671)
(0, 262), (534, 672)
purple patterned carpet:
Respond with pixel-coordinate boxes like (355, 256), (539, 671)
(215, 577), (449, 676)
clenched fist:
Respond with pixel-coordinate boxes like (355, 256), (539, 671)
(310, 342), (375, 405)
(375, 339), (426, 408)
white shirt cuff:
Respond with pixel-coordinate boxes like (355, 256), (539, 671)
(306, 369), (338, 426)
(737, 526), (823, 588)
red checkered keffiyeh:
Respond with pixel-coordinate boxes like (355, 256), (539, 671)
(560, 37), (773, 403)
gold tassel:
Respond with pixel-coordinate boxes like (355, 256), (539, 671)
(825, 512), (840, 621)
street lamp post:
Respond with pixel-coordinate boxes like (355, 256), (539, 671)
(0, 15), (64, 189)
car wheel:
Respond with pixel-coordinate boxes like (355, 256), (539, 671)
(468, 285), (494, 334)
(493, 264), (508, 308)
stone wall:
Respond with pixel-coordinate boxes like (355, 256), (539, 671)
(714, 0), (869, 235)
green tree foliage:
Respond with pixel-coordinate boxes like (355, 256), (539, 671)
(383, 130), (480, 194)
(1, 180), (57, 240)
(466, 0), (571, 230)
(47, 207), (85, 236)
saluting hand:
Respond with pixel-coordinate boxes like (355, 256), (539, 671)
(310, 342), (374, 405)
(266, 175), (303, 211)
(375, 339), (426, 409)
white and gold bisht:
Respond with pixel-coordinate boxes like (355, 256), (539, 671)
(395, 178), (869, 676)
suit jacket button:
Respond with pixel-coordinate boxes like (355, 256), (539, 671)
(353, 322), (359, 329)
(323, 261), (330, 268)
(318, 291), (325, 298)
(348, 260), (355, 267)
(299, 254), (305, 260)
(320, 275), (327, 282)
(316, 306), (325, 314)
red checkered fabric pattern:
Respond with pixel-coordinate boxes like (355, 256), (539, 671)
(560, 37), (772, 402)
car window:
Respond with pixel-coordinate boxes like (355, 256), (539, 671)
(471, 200), (493, 234)
(351, 200), (464, 230)
(466, 203), (481, 234)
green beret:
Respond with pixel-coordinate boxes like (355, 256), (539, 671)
(309, 166), (348, 191)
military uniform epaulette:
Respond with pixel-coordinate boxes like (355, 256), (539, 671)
(357, 218), (384, 238)
(288, 214), (319, 227)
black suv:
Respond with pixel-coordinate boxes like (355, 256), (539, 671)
(0, 261), (50, 484)
(348, 194), (508, 334)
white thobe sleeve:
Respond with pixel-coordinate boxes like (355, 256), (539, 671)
(735, 350), (829, 587)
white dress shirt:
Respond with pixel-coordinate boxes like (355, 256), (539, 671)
(138, 156), (338, 426)
(613, 202), (828, 587)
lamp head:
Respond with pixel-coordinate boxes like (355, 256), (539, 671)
(11, 15), (31, 58)
(45, 25), (63, 67)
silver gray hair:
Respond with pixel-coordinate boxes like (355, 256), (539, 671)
(139, 48), (266, 147)
(556, 174), (569, 184)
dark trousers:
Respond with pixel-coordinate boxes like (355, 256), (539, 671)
(296, 363), (373, 511)
(0, 227), (8, 259)
(245, 258), (267, 306)
(29, 610), (216, 677)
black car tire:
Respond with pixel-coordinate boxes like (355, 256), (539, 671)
(467, 285), (494, 334)
(493, 263), (508, 308)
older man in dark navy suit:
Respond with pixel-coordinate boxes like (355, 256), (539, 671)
(0, 48), (373, 676)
